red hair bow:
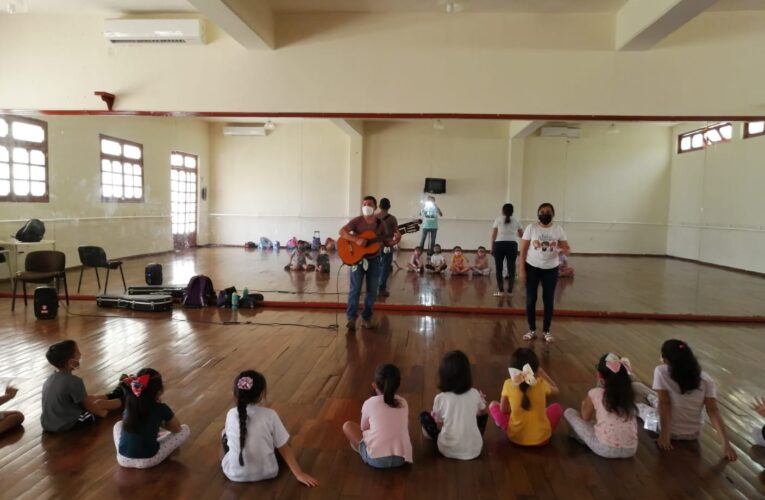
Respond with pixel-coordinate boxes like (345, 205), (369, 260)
(125, 374), (151, 397)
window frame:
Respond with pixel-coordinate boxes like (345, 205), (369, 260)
(99, 133), (145, 203)
(743, 121), (765, 140)
(0, 115), (50, 203)
(676, 122), (733, 154)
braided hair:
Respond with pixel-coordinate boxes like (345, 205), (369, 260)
(510, 348), (538, 411)
(233, 370), (267, 466)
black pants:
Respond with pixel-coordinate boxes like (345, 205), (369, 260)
(525, 262), (559, 332)
(419, 411), (489, 440)
(492, 241), (518, 292)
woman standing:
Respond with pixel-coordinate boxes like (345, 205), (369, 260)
(519, 203), (569, 343)
(490, 203), (523, 297)
(419, 195), (443, 256)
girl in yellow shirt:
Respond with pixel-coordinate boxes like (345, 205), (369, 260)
(488, 348), (562, 446)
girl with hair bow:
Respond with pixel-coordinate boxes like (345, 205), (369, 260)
(563, 353), (639, 459)
(113, 368), (190, 469)
(488, 348), (562, 446)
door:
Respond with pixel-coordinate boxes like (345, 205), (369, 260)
(170, 151), (198, 249)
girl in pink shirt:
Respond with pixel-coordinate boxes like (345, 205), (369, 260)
(342, 364), (412, 468)
(563, 353), (638, 458)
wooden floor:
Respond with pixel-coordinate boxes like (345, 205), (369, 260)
(1, 296), (765, 498)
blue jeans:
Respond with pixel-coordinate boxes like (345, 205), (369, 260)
(378, 250), (393, 291)
(347, 256), (381, 321)
(358, 441), (406, 469)
(419, 228), (438, 255)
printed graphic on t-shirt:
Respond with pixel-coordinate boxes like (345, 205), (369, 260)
(532, 237), (558, 253)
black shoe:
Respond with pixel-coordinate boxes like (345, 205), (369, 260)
(377, 289), (390, 297)
(346, 319), (357, 331)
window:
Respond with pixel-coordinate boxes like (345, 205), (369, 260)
(744, 121), (765, 139)
(677, 122), (733, 154)
(0, 115), (48, 202)
(170, 152), (197, 239)
(100, 134), (143, 202)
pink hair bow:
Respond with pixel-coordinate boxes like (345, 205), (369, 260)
(125, 374), (151, 397)
(605, 353), (632, 374)
(237, 376), (254, 391)
(508, 364), (537, 386)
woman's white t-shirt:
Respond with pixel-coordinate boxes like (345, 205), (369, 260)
(432, 388), (486, 460)
(492, 216), (523, 244)
(522, 223), (568, 269)
(221, 405), (290, 482)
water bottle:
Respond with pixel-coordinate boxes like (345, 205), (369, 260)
(231, 292), (240, 309)
(274, 241), (280, 251)
(242, 288), (249, 300)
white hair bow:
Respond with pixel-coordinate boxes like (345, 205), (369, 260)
(508, 364), (537, 386)
(604, 353), (632, 375)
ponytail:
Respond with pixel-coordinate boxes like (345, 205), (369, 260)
(509, 348), (539, 412)
(661, 340), (701, 394)
(232, 370), (267, 466)
(520, 383), (531, 411)
(375, 364), (401, 408)
(502, 203), (514, 225)
(123, 368), (163, 434)
(597, 353), (636, 419)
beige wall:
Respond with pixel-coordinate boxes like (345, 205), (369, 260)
(2, 11), (765, 115)
(0, 115), (210, 278)
(522, 123), (672, 254)
(667, 122), (765, 273)
(208, 120), (350, 244)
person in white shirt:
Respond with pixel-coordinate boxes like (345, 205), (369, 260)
(420, 351), (488, 460)
(519, 203), (570, 343)
(426, 244), (447, 273)
(221, 370), (319, 486)
(633, 339), (737, 461)
(490, 203), (524, 297)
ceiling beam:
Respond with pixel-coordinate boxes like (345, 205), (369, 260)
(331, 119), (364, 138)
(187, 0), (274, 50)
(510, 120), (544, 139)
(616, 0), (716, 51)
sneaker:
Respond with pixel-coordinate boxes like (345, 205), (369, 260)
(543, 331), (554, 343)
(522, 331), (537, 341)
(493, 291), (504, 297)
(346, 319), (357, 331)
(377, 289), (390, 298)
(361, 318), (377, 329)
(422, 427), (432, 440)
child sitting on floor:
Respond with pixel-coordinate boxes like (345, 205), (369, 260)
(426, 244), (447, 274)
(563, 353), (638, 458)
(408, 246), (425, 273)
(488, 347), (562, 446)
(114, 368), (190, 469)
(41, 340), (122, 432)
(285, 242), (315, 271)
(449, 246), (470, 276)
(753, 397), (765, 447)
(221, 370), (318, 486)
(558, 253), (575, 278)
(420, 351), (488, 460)
(342, 364), (413, 469)
(0, 384), (24, 435)
(471, 246), (491, 276)
(316, 245), (330, 274)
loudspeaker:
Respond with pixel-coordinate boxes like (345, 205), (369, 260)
(424, 177), (446, 194)
(34, 286), (58, 320)
(145, 263), (163, 286)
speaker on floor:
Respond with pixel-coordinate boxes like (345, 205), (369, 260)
(34, 286), (58, 320)
(145, 263), (163, 286)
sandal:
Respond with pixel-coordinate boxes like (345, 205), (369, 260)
(522, 331), (537, 341)
(543, 331), (554, 343)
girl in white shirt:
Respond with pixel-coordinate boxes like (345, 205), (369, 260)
(491, 203), (524, 296)
(519, 203), (570, 343)
(633, 340), (737, 461)
(420, 351), (488, 460)
(221, 370), (319, 486)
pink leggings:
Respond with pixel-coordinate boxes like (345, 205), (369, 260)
(489, 402), (563, 444)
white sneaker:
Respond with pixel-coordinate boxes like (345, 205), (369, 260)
(493, 291), (504, 297)
(523, 331), (537, 341)
(543, 331), (554, 343)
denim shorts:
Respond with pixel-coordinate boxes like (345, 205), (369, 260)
(358, 441), (406, 469)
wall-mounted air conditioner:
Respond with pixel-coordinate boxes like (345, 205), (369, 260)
(104, 19), (206, 44)
(222, 125), (269, 137)
(540, 126), (581, 139)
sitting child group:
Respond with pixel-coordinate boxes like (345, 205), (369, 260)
(1, 337), (763, 489)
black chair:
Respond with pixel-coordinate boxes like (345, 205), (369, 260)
(12, 250), (69, 311)
(77, 246), (126, 294)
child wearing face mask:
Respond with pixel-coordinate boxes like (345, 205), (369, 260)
(41, 340), (123, 432)
(449, 246), (470, 276)
(426, 244), (447, 274)
(471, 246), (491, 276)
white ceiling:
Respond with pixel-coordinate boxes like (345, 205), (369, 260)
(5, 0), (764, 16)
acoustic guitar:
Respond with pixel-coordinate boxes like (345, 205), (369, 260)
(337, 219), (423, 266)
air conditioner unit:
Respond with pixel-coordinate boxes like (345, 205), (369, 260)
(540, 126), (581, 139)
(223, 125), (269, 137)
(104, 19), (206, 44)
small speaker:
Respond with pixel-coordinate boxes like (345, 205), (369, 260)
(145, 263), (163, 286)
(424, 177), (446, 194)
(34, 286), (58, 320)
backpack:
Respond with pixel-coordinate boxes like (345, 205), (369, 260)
(217, 286), (237, 308)
(259, 237), (273, 249)
(15, 218), (45, 242)
(286, 237), (298, 250)
(311, 231), (321, 251)
(182, 275), (216, 308)
(244, 241), (257, 249)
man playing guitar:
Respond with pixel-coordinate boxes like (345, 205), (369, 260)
(339, 196), (391, 331)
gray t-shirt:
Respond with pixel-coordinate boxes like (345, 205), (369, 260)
(41, 371), (87, 432)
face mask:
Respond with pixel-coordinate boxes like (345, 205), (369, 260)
(361, 206), (374, 216)
(538, 213), (553, 225)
